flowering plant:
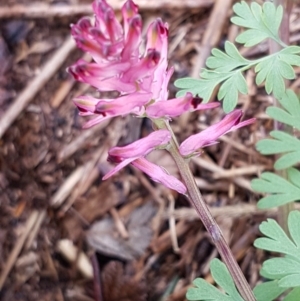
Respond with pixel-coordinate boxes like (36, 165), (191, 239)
(68, 0), (259, 300)
(68, 0), (254, 192)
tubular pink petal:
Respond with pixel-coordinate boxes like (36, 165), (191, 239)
(71, 17), (92, 37)
(89, 28), (124, 58)
(122, 0), (139, 37)
(230, 118), (256, 131)
(69, 61), (130, 79)
(73, 95), (99, 113)
(96, 78), (137, 93)
(108, 130), (171, 159)
(146, 94), (220, 119)
(72, 35), (108, 62)
(146, 93), (194, 118)
(102, 157), (135, 180)
(95, 92), (152, 115)
(150, 65), (173, 101)
(121, 15), (142, 61)
(92, 0), (123, 42)
(75, 93), (151, 117)
(82, 114), (112, 128)
(105, 8), (124, 42)
(88, 28), (109, 45)
(179, 110), (255, 156)
(69, 72), (137, 93)
(194, 102), (220, 110)
(71, 17), (114, 63)
(123, 49), (160, 82)
(132, 158), (187, 194)
(146, 19), (168, 56)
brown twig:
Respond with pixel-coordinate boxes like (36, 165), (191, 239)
(57, 121), (109, 163)
(0, 0), (214, 19)
(0, 36), (76, 139)
(191, 0), (233, 78)
(91, 254), (103, 301)
(0, 211), (40, 290)
(109, 208), (129, 239)
(192, 156), (253, 192)
(164, 203), (300, 221)
(167, 194), (180, 253)
(212, 165), (265, 179)
(270, 0), (294, 232)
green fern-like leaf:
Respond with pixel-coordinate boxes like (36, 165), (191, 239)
(254, 280), (300, 301)
(217, 71), (248, 113)
(255, 47), (300, 99)
(251, 168), (300, 209)
(253, 211), (300, 300)
(231, 1), (283, 47)
(186, 259), (244, 301)
(256, 131), (300, 170)
(284, 287), (300, 301)
(267, 89), (300, 130)
(175, 2), (300, 112)
(206, 41), (250, 72)
(254, 280), (286, 301)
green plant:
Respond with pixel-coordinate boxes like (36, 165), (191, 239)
(175, 1), (300, 113)
(180, 1), (300, 301)
(187, 259), (244, 301)
(254, 211), (300, 301)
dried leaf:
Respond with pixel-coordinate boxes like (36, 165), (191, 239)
(87, 203), (156, 260)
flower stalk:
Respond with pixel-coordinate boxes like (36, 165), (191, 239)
(270, 0), (294, 233)
(156, 120), (256, 301)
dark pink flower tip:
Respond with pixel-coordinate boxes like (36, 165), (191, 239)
(121, 15), (142, 61)
(92, 0), (123, 42)
(122, 0), (140, 38)
(146, 19), (168, 47)
(146, 93), (221, 119)
(146, 19), (168, 59)
(122, 0), (139, 19)
(179, 110), (255, 156)
(123, 49), (161, 82)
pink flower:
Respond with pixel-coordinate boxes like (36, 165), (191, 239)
(103, 130), (186, 194)
(146, 93), (220, 119)
(68, 0), (171, 127)
(132, 158), (186, 194)
(179, 110), (256, 156)
(73, 92), (151, 128)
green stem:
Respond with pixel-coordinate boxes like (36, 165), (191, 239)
(205, 49), (290, 89)
(157, 120), (256, 301)
(270, 0), (294, 233)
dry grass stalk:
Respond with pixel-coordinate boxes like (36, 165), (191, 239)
(0, 0), (214, 19)
(191, 0), (233, 77)
(0, 211), (40, 290)
(0, 36), (76, 139)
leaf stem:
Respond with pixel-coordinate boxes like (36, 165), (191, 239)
(270, 0), (294, 233)
(157, 120), (256, 301)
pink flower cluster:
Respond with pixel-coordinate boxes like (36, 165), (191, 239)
(68, 0), (255, 194)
